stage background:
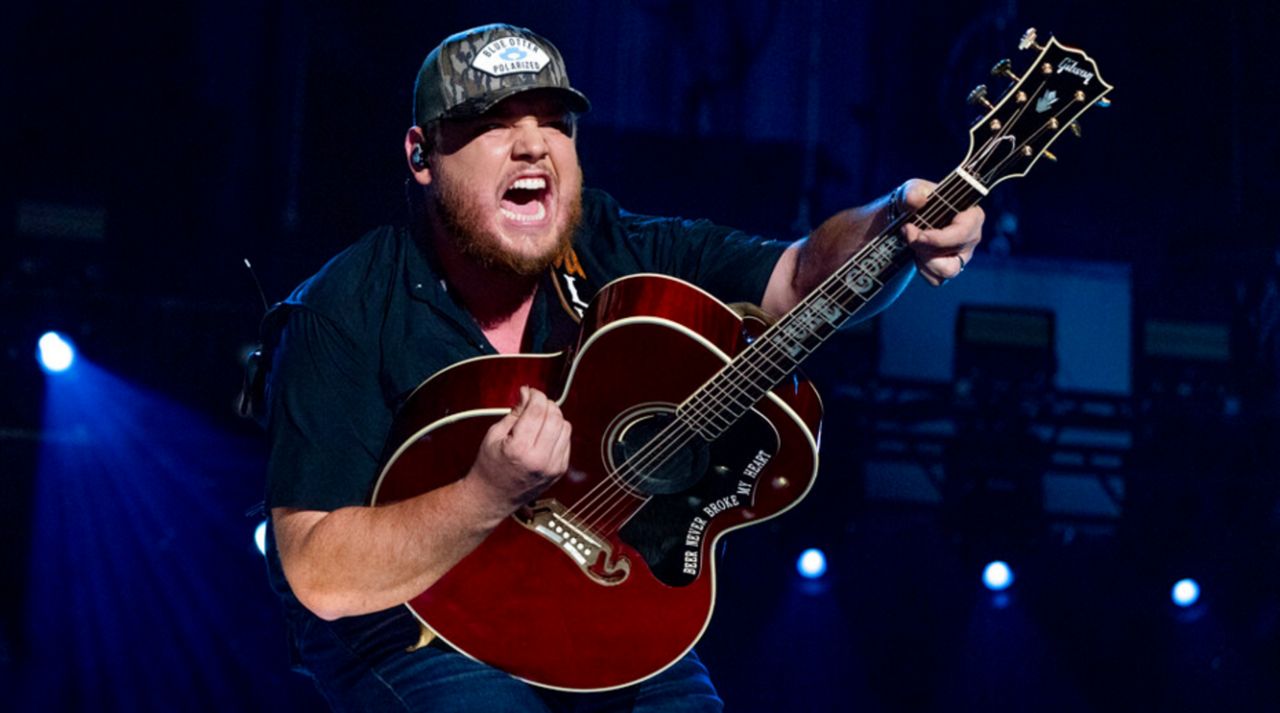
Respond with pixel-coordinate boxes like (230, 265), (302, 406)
(5, 1), (1278, 710)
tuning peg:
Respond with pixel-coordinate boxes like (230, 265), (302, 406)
(1019, 146), (1056, 161)
(1096, 97), (1113, 108)
(990, 59), (1019, 82)
(967, 84), (995, 110)
(1019, 28), (1045, 51)
(1069, 122), (1083, 138)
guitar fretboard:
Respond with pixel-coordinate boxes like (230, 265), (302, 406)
(677, 173), (985, 440)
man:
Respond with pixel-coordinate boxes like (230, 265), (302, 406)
(262, 23), (981, 712)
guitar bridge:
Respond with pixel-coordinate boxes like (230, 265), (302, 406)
(516, 500), (630, 586)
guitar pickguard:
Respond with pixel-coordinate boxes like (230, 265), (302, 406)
(618, 409), (779, 587)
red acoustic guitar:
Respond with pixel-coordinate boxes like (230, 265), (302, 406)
(372, 30), (1111, 691)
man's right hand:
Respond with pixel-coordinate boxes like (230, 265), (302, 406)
(467, 386), (572, 515)
(275, 391), (572, 621)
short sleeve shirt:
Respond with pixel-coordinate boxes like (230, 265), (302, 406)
(264, 188), (790, 511)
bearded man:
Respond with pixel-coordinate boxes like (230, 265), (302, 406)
(261, 23), (982, 712)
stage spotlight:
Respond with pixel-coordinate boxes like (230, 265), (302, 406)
(796, 548), (827, 579)
(37, 332), (76, 373)
(983, 560), (1014, 591)
(1171, 578), (1200, 608)
(255, 520), (268, 556)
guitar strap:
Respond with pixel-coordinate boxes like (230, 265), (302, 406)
(549, 246), (592, 323)
(542, 246), (595, 351)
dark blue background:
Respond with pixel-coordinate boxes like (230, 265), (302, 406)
(4, 1), (1278, 711)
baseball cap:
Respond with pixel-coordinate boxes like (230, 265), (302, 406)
(413, 23), (591, 127)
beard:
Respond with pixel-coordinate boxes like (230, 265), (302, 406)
(430, 172), (582, 278)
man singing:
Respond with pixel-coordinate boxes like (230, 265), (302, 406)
(262, 23), (982, 712)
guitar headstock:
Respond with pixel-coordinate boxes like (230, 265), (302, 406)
(959, 29), (1113, 193)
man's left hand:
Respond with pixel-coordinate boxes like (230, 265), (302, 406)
(898, 179), (985, 286)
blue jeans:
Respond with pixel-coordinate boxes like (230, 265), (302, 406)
(265, 526), (720, 712)
(291, 609), (723, 712)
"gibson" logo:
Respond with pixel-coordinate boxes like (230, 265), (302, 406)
(1056, 58), (1094, 86)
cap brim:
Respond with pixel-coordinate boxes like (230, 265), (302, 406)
(441, 85), (591, 121)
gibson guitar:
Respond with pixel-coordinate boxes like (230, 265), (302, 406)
(372, 29), (1112, 691)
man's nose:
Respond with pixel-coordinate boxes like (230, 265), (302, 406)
(511, 119), (549, 161)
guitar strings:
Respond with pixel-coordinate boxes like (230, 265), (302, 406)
(569, 78), (1085, 531)
(586, 201), (966, 534)
(575, 172), (983, 533)
(577, 225), (927, 533)
(579, 85), (1099, 534)
(572, 172), (984, 531)
(657, 89), (1092, 455)
(581, 215), (952, 534)
(657, 87), (1092, 452)
(569, 172), (982, 532)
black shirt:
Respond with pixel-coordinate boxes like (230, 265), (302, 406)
(264, 188), (790, 512)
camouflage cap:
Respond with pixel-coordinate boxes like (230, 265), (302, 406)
(413, 24), (591, 127)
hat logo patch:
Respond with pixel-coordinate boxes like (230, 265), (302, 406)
(472, 38), (551, 77)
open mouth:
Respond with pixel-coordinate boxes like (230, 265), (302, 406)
(499, 175), (551, 224)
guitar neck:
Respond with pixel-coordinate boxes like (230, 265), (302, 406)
(677, 171), (985, 439)
(676, 31), (1114, 439)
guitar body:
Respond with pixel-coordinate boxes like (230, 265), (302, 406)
(372, 274), (822, 691)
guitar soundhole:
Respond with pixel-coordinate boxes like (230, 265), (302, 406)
(609, 408), (709, 495)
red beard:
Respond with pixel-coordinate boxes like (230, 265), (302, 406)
(430, 173), (582, 278)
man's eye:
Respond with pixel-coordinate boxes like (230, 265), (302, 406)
(544, 120), (573, 135)
(477, 122), (505, 134)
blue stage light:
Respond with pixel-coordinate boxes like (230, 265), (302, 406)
(37, 332), (76, 372)
(983, 561), (1014, 591)
(1171, 578), (1200, 607)
(255, 520), (268, 556)
(796, 548), (827, 579)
